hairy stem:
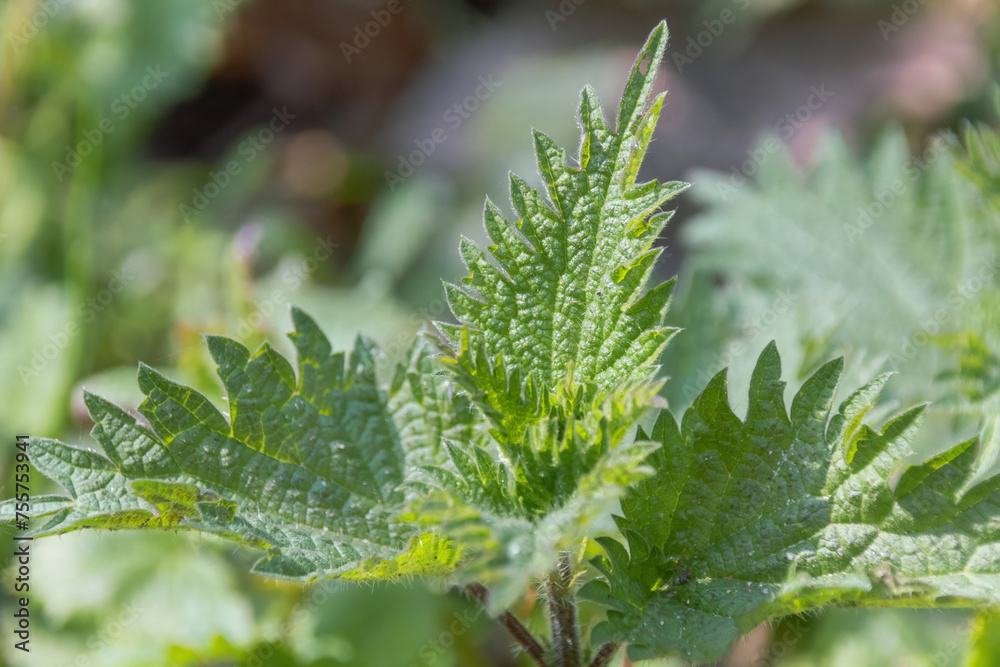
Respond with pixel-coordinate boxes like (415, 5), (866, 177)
(545, 552), (581, 667)
(589, 643), (619, 667)
(464, 583), (550, 667)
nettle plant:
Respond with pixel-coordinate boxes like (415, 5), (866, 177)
(5, 23), (1000, 666)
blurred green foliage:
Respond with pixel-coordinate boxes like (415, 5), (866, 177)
(0, 2), (466, 665)
(1, 0), (1000, 665)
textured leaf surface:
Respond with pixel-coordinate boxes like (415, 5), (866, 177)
(0, 309), (461, 581)
(948, 107), (1000, 475)
(420, 386), (658, 610)
(663, 126), (1000, 470)
(583, 343), (1000, 662)
(441, 21), (686, 399)
(430, 20), (678, 516)
(388, 336), (481, 471)
(414, 22), (683, 605)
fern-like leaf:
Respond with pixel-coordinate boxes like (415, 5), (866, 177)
(0, 308), (461, 581)
(583, 343), (1000, 662)
(413, 22), (684, 605)
(440, 21), (686, 402)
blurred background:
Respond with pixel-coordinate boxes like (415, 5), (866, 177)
(0, 0), (999, 665)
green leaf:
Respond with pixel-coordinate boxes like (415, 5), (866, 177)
(667, 124), (1000, 474)
(0, 308), (459, 581)
(946, 108), (1000, 471)
(425, 380), (659, 518)
(420, 377), (662, 610)
(416, 22), (684, 605)
(967, 609), (1000, 667)
(956, 89), (1000, 216)
(388, 335), (481, 471)
(440, 20), (686, 406)
(584, 343), (1000, 663)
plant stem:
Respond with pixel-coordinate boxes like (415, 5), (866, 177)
(545, 552), (581, 667)
(464, 583), (551, 667)
(589, 643), (619, 667)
